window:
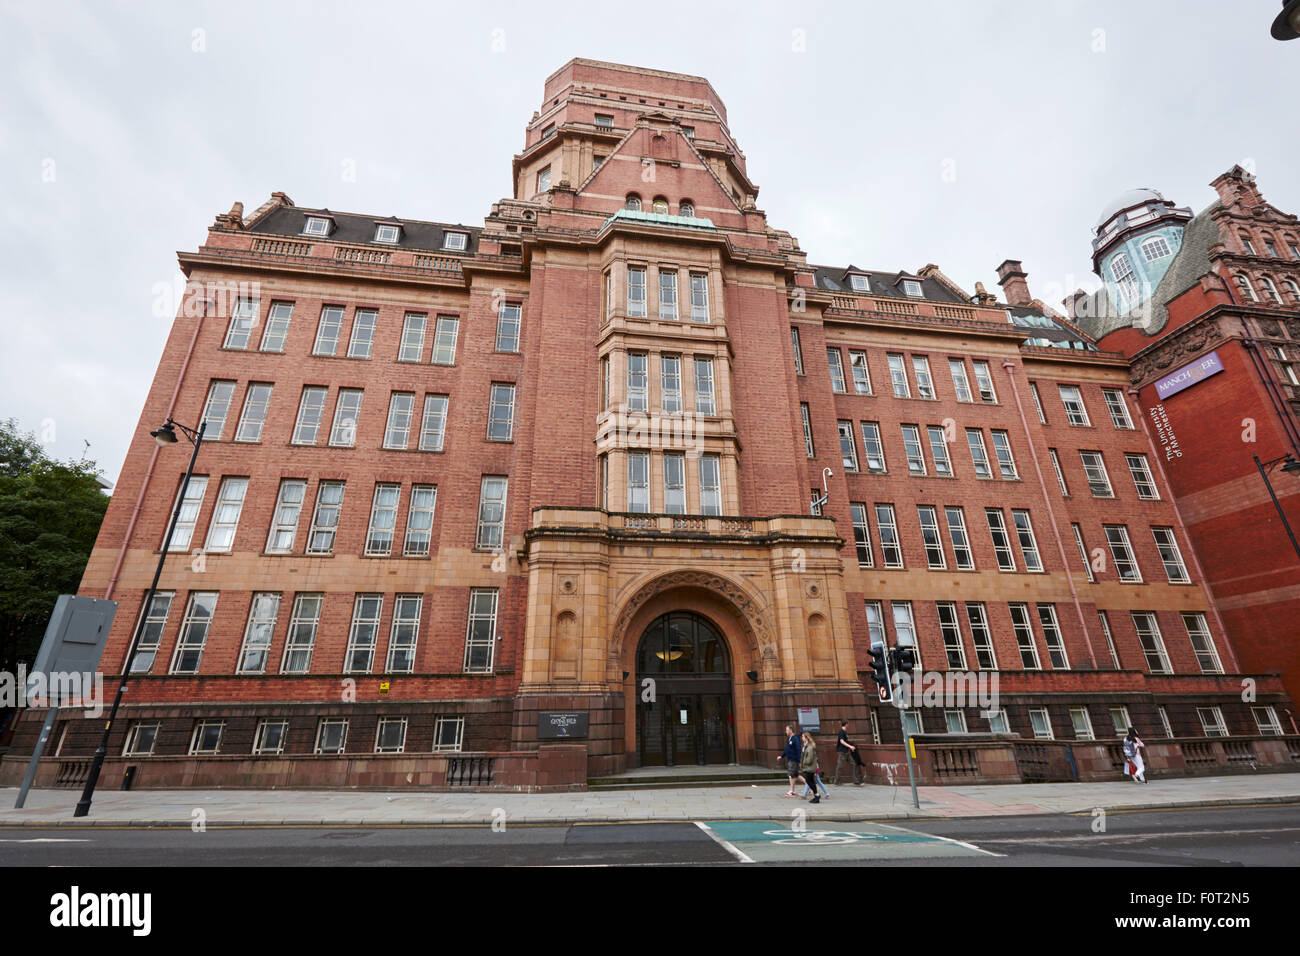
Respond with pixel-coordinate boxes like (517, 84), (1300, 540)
(1252, 706), (1283, 736)
(419, 395), (449, 452)
(540, 123), (555, 140)
(535, 165), (551, 194)
(1260, 276), (1281, 304)
(266, 479), (306, 554)
(1108, 706), (1131, 735)
(699, 454), (722, 515)
(986, 710), (1009, 734)
(1111, 252), (1138, 305)
(1197, 707), (1228, 738)
(1099, 611), (1121, 669)
(986, 508), (1016, 571)
(464, 589), (498, 673)
(902, 279), (923, 298)
(170, 591), (217, 674)
(307, 481), (345, 555)
(810, 488), (823, 517)
(283, 594), (323, 673)
(827, 349), (846, 393)
(679, 201), (695, 218)
(1102, 388), (1134, 429)
(1122, 453), (1159, 499)
(602, 355), (611, 409)
(944, 710), (968, 734)
(661, 355), (682, 413)
(849, 503), (873, 567)
(689, 272), (709, 321)
(1070, 707), (1095, 740)
(626, 195), (642, 211)
(433, 716), (465, 752)
(403, 485), (437, 557)
(384, 392), (415, 449)
(365, 484), (401, 556)
(1235, 274), (1257, 302)
(791, 328), (804, 374)
(594, 113), (613, 127)
(476, 477), (508, 550)
(374, 717), (408, 754)
(374, 224), (400, 244)
(658, 269), (678, 319)
(627, 266), (647, 317)
(891, 602), (920, 668)
(838, 421), (860, 471)
(1158, 706), (1174, 738)
(1080, 450), (1113, 497)
(1010, 604), (1040, 669)
(1105, 525), (1141, 582)
(621, 352), (648, 412)
(1038, 604), (1068, 668)
(487, 384), (516, 441)
(200, 380), (236, 440)
(850, 274), (870, 293)
(1058, 385), (1090, 426)
(627, 453), (649, 513)
(966, 603), (996, 668)
(235, 383), (273, 442)
(694, 357), (716, 415)
(1140, 236), (1171, 261)
(432, 316), (459, 365)
(292, 386), (328, 445)
(224, 297), (258, 349)
(918, 506), (945, 569)
(204, 477), (248, 552)
(1048, 448), (1069, 495)
(971, 360), (997, 403)
(849, 351), (871, 394)
(442, 231), (468, 252)
(1027, 708), (1052, 739)
(1071, 523), (1093, 582)
(861, 422), (886, 473)
(945, 506), (973, 570)
(966, 429), (991, 478)
(260, 301), (293, 352)
(926, 426), (952, 476)
(664, 453), (686, 514)
(128, 592), (173, 674)
(901, 425), (926, 476)
(313, 305), (345, 356)
(990, 430), (1018, 479)
(344, 594), (384, 673)
(1182, 612), (1221, 674)
(1028, 382), (1046, 423)
(948, 359), (972, 403)
(189, 721), (225, 755)
(876, 504), (902, 568)
(315, 718), (348, 754)
(863, 601), (886, 646)
(801, 404), (814, 458)
(253, 720), (290, 755)
(887, 354), (910, 398)
(1152, 526), (1190, 583)
(398, 313), (427, 362)
(1132, 612), (1171, 673)
(167, 476), (208, 551)
(386, 594), (422, 672)
(1239, 233), (1256, 255)
(1012, 510), (1043, 572)
(329, 389), (364, 447)
(652, 197), (668, 214)
(236, 593), (280, 674)
(912, 356), (935, 398)
(302, 215), (331, 236)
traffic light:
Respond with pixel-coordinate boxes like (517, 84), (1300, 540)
(868, 643), (892, 701)
(894, 645), (917, 675)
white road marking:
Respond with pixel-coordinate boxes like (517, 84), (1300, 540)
(874, 821), (1005, 857)
(694, 821), (755, 863)
(0, 838), (91, 843)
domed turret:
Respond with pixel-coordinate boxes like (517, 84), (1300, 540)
(1091, 187), (1193, 315)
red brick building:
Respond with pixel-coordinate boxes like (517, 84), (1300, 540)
(6, 60), (1295, 791)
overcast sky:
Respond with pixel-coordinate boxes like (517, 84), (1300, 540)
(2, 0), (1294, 483)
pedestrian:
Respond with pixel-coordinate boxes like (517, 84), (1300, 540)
(799, 731), (823, 804)
(779, 725), (805, 796)
(833, 719), (865, 785)
(1122, 727), (1147, 783)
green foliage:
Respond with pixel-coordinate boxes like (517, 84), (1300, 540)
(0, 418), (110, 676)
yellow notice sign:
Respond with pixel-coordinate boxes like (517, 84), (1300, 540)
(908, 738), (917, 759)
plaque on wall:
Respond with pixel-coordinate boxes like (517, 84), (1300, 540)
(797, 707), (820, 732)
(537, 712), (590, 738)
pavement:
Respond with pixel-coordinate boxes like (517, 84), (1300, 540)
(2, 772), (1298, 827)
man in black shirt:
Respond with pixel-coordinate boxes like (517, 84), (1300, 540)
(834, 719), (865, 785)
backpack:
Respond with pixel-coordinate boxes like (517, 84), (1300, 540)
(1122, 738), (1136, 758)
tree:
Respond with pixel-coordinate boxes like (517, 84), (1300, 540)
(0, 418), (110, 683)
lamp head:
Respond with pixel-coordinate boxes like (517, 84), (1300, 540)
(150, 422), (178, 446)
(1280, 456), (1300, 474)
(1272, 0), (1300, 40)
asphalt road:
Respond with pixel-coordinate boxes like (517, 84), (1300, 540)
(1, 804), (1296, 866)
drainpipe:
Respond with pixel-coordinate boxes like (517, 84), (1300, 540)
(1001, 359), (1099, 668)
(1128, 388), (1240, 673)
(103, 296), (206, 600)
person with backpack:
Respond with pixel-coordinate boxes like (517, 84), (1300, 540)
(799, 731), (824, 804)
(1122, 727), (1146, 783)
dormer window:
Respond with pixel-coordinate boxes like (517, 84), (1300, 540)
(303, 216), (331, 237)
(652, 197), (669, 214)
(374, 224), (401, 244)
(902, 279), (923, 298)
(850, 275), (871, 293)
(594, 114), (613, 127)
(535, 165), (551, 194)
(679, 201), (695, 217)
(626, 194), (642, 211)
(541, 123), (555, 140)
(682, 126), (695, 138)
(442, 231), (468, 252)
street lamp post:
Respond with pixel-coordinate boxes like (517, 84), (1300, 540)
(1253, 454), (1300, 565)
(74, 418), (205, 818)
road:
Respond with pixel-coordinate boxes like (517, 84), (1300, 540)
(1, 804), (1296, 866)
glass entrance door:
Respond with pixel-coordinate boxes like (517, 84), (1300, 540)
(635, 612), (735, 767)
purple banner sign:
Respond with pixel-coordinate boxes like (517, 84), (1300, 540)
(1155, 351), (1224, 399)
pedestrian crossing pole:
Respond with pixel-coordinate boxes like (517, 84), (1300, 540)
(900, 708), (920, 810)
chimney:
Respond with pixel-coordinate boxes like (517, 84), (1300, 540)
(996, 259), (1033, 307)
(1210, 165), (1264, 209)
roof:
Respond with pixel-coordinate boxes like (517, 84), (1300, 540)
(808, 265), (968, 304)
(248, 205), (482, 253)
(1094, 188), (1167, 230)
(604, 209), (717, 230)
(1007, 304), (1098, 350)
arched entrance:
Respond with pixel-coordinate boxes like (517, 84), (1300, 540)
(635, 611), (735, 766)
